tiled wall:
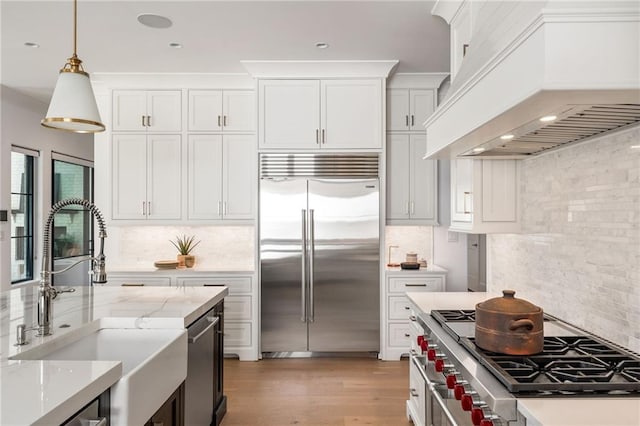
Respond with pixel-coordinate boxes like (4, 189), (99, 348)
(107, 225), (255, 271)
(488, 125), (640, 353)
(385, 226), (433, 266)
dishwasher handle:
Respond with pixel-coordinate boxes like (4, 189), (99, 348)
(188, 316), (219, 344)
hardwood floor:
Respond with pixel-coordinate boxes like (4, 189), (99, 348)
(222, 358), (412, 426)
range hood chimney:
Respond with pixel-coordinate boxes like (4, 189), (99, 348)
(425, 1), (640, 159)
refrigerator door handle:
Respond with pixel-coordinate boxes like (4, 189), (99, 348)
(309, 209), (315, 323)
(301, 209), (307, 322)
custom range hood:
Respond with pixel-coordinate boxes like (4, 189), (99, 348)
(425, 1), (640, 159)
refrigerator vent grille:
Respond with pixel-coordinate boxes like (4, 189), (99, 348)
(260, 154), (379, 178)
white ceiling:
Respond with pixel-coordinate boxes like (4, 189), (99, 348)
(1, 1), (450, 102)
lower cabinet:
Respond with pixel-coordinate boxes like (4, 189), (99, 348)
(382, 269), (446, 360)
(145, 383), (184, 426)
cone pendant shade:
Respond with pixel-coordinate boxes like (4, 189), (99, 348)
(41, 0), (105, 133)
(41, 69), (105, 133)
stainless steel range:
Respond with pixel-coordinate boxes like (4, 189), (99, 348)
(408, 309), (640, 426)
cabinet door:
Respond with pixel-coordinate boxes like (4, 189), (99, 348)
(410, 134), (437, 223)
(409, 90), (435, 131)
(258, 80), (320, 149)
(386, 134), (411, 220)
(112, 90), (146, 131)
(188, 90), (223, 131)
(147, 135), (182, 219)
(223, 90), (255, 132)
(112, 134), (147, 219)
(386, 89), (410, 131)
(223, 135), (255, 220)
(321, 79), (382, 149)
(188, 135), (223, 219)
(481, 160), (518, 222)
(451, 159), (473, 223)
(147, 91), (182, 132)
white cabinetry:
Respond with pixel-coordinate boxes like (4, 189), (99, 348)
(188, 90), (255, 132)
(112, 90), (181, 132)
(188, 134), (255, 221)
(450, 158), (520, 233)
(382, 268), (446, 360)
(387, 89), (435, 132)
(386, 134), (438, 225)
(112, 134), (182, 220)
(258, 79), (383, 150)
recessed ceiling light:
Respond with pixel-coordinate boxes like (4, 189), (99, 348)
(168, 42), (182, 49)
(24, 42), (40, 48)
(631, 145), (640, 149)
(472, 147), (486, 153)
(137, 13), (172, 29)
(315, 42), (329, 49)
(540, 115), (557, 122)
(500, 134), (515, 140)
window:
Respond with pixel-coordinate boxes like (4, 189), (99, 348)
(11, 149), (37, 283)
(51, 154), (94, 286)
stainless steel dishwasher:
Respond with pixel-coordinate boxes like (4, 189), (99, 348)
(185, 307), (219, 426)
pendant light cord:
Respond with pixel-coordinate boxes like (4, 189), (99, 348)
(73, 0), (77, 56)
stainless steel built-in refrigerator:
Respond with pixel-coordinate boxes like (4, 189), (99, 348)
(260, 154), (380, 354)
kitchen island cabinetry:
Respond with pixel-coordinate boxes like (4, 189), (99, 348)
(188, 89), (255, 133)
(112, 134), (182, 220)
(386, 133), (438, 225)
(188, 134), (255, 221)
(113, 90), (181, 132)
(258, 79), (383, 150)
(450, 158), (520, 233)
(382, 267), (446, 360)
(144, 384), (184, 426)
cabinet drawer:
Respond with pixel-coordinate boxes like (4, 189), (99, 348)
(225, 322), (252, 347)
(224, 295), (252, 320)
(388, 322), (411, 348)
(388, 295), (413, 320)
(176, 276), (252, 294)
(388, 276), (443, 293)
(102, 276), (172, 287)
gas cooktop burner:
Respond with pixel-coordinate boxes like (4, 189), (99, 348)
(460, 336), (640, 394)
(431, 309), (476, 323)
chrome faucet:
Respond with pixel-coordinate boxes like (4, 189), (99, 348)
(38, 198), (107, 336)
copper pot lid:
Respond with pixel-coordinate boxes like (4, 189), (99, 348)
(477, 290), (542, 314)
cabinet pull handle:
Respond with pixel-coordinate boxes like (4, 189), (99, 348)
(410, 389), (419, 397)
(409, 315), (417, 321)
(463, 43), (470, 57)
(405, 283), (427, 287)
(218, 115), (221, 127)
(404, 333), (411, 337)
(411, 115), (415, 126)
(405, 115), (409, 127)
(147, 115), (151, 127)
(404, 306), (411, 310)
(121, 283), (144, 287)
(223, 115), (227, 127)
(316, 129), (320, 144)
(322, 129), (325, 144)
(142, 201), (145, 215)
(463, 191), (472, 214)
(224, 201), (228, 215)
(405, 201), (410, 215)
(141, 115), (146, 127)
(217, 200), (222, 216)
(410, 201), (415, 215)
(147, 201), (151, 215)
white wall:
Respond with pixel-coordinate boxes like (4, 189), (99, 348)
(488, 125), (640, 353)
(0, 86), (93, 290)
(433, 159), (468, 291)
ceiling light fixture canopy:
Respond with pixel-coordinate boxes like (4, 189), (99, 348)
(41, 0), (105, 133)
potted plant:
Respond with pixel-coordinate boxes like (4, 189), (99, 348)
(170, 235), (201, 268)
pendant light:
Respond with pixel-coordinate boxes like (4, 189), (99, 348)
(41, 0), (105, 133)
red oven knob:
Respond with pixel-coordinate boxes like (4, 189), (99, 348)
(420, 340), (429, 352)
(417, 335), (425, 345)
(427, 349), (436, 360)
(461, 394), (474, 411)
(479, 420), (494, 426)
(472, 408), (488, 426)
(454, 384), (466, 400)
(446, 374), (457, 389)
(435, 359), (445, 372)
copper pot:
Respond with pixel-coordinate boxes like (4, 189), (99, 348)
(475, 290), (543, 355)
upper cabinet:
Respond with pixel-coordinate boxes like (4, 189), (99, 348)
(112, 90), (182, 132)
(386, 89), (436, 132)
(258, 79), (383, 150)
(188, 90), (255, 133)
(450, 158), (520, 233)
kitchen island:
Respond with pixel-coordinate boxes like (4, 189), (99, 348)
(407, 292), (640, 426)
(0, 284), (227, 425)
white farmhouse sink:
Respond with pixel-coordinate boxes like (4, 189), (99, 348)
(12, 327), (187, 426)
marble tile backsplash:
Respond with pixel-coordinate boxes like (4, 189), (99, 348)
(106, 225), (255, 271)
(488, 126), (640, 353)
(385, 226), (433, 266)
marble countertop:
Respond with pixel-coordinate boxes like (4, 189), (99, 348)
(0, 284), (228, 425)
(406, 291), (640, 426)
(385, 264), (448, 274)
(108, 266), (255, 273)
